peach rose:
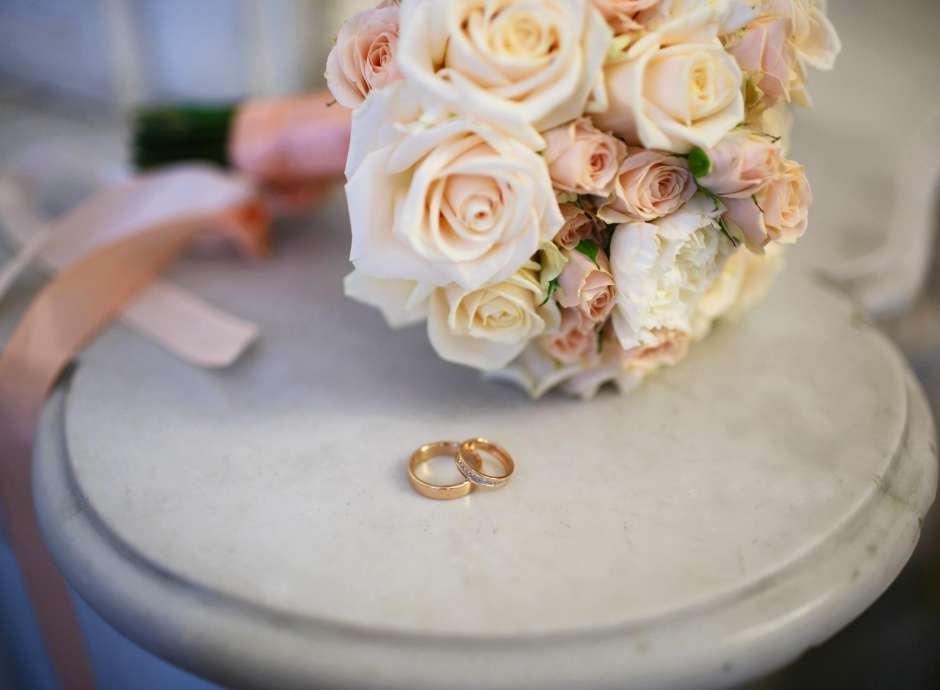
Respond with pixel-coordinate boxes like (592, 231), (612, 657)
(540, 308), (597, 365)
(728, 16), (791, 107)
(628, 328), (690, 372)
(325, 1), (402, 109)
(554, 203), (602, 251)
(561, 327), (636, 399)
(557, 248), (617, 323)
(723, 158), (811, 250)
(598, 149), (695, 223)
(543, 118), (627, 196)
(592, 0), (661, 34)
(764, 0), (841, 71)
(698, 130), (781, 198)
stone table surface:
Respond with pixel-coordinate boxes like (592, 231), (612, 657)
(32, 214), (938, 690)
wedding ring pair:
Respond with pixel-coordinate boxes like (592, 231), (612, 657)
(408, 439), (514, 500)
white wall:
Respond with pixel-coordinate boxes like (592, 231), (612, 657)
(0, 0), (343, 107)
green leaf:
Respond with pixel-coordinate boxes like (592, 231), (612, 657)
(540, 278), (560, 306)
(687, 146), (711, 178)
(575, 239), (600, 267)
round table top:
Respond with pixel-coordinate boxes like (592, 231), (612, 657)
(34, 208), (938, 690)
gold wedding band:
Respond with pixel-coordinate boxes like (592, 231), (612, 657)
(456, 438), (514, 489)
(408, 441), (481, 500)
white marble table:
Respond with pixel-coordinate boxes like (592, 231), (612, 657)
(31, 206), (938, 690)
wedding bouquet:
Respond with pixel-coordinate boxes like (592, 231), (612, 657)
(327, 0), (840, 398)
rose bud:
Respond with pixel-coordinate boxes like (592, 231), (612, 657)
(543, 118), (627, 196)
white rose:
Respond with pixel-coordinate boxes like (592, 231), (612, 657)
(397, 0), (612, 148)
(347, 117), (563, 290)
(343, 270), (432, 328)
(593, 8), (744, 153)
(609, 193), (736, 350)
(428, 267), (561, 371)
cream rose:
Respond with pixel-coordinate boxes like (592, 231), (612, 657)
(427, 267), (561, 370)
(598, 148), (695, 222)
(344, 81), (422, 179)
(554, 203), (601, 250)
(325, 1), (403, 110)
(397, 0), (612, 147)
(690, 244), (782, 338)
(764, 0), (841, 71)
(610, 193), (736, 350)
(347, 118), (563, 289)
(343, 271), (432, 328)
(557, 248), (617, 323)
(542, 118), (627, 196)
(698, 130), (781, 198)
(593, 33), (745, 154)
(723, 158), (811, 250)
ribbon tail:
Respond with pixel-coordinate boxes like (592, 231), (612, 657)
(122, 280), (259, 368)
(0, 206), (258, 690)
(0, 424), (97, 690)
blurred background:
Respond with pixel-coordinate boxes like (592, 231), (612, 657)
(1, 0), (938, 688)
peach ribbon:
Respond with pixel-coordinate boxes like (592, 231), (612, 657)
(0, 200), (268, 690)
(0, 90), (351, 689)
(0, 164), (265, 369)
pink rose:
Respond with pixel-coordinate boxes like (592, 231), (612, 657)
(542, 118), (627, 196)
(729, 17), (792, 107)
(557, 248), (617, 323)
(540, 308), (597, 365)
(325, 1), (402, 109)
(628, 328), (690, 371)
(591, 0), (661, 34)
(554, 203), (602, 251)
(698, 130), (781, 198)
(598, 149), (695, 223)
(724, 158), (812, 250)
